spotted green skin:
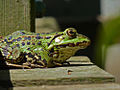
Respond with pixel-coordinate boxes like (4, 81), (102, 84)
(0, 28), (90, 68)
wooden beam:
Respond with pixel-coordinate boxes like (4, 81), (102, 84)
(0, 56), (115, 87)
(0, 0), (35, 36)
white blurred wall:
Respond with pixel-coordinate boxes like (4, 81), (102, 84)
(101, 0), (120, 18)
(105, 44), (120, 83)
(101, 0), (120, 83)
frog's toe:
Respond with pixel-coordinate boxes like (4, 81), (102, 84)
(6, 62), (31, 69)
(25, 53), (34, 62)
(35, 60), (46, 66)
(52, 61), (70, 67)
(31, 54), (47, 67)
(62, 61), (70, 66)
(31, 64), (45, 68)
(53, 61), (62, 66)
(23, 62), (45, 68)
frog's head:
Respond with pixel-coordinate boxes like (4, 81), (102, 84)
(48, 28), (90, 51)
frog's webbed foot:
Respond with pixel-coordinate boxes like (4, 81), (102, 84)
(53, 61), (62, 66)
(52, 61), (70, 67)
(23, 62), (45, 68)
(31, 64), (45, 68)
(62, 61), (70, 66)
(6, 62), (31, 69)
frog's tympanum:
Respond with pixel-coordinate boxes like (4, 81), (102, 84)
(0, 28), (90, 68)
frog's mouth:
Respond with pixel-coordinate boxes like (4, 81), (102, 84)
(55, 39), (90, 49)
(58, 40), (90, 48)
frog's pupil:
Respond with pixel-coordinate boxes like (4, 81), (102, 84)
(69, 30), (74, 34)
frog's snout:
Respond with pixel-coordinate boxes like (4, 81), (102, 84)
(76, 34), (91, 48)
(84, 39), (91, 47)
(87, 38), (91, 46)
(85, 37), (91, 46)
(76, 40), (90, 48)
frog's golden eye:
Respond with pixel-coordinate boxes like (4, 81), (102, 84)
(66, 28), (77, 38)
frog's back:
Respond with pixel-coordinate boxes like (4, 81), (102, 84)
(5, 30), (33, 38)
(0, 30), (33, 50)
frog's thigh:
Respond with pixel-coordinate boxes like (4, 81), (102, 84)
(6, 62), (31, 69)
(1, 46), (21, 60)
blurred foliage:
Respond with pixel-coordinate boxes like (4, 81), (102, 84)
(95, 16), (120, 69)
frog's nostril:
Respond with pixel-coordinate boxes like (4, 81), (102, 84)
(83, 41), (87, 43)
(87, 40), (91, 45)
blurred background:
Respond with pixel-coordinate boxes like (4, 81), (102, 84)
(35, 0), (120, 83)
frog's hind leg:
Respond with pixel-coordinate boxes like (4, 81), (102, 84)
(52, 61), (70, 67)
(25, 52), (46, 68)
(6, 62), (31, 69)
(52, 61), (62, 66)
(25, 47), (51, 68)
(0, 45), (27, 68)
(1, 46), (21, 62)
(62, 61), (70, 66)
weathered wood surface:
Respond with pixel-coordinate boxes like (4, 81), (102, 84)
(0, 56), (115, 87)
(11, 83), (120, 90)
(0, 0), (35, 36)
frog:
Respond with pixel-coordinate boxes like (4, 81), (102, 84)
(0, 28), (90, 68)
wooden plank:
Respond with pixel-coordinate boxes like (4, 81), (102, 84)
(68, 56), (91, 62)
(0, 0), (35, 36)
(0, 56), (115, 87)
(8, 83), (120, 90)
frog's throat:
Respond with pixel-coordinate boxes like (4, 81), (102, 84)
(48, 40), (90, 50)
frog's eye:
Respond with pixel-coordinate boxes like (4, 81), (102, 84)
(66, 28), (77, 38)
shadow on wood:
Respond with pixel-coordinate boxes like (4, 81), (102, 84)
(0, 53), (13, 89)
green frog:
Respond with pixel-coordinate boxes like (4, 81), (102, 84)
(0, 28), (90, 68)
